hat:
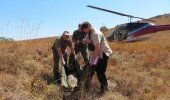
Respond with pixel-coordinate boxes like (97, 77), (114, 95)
(63, 31), (71, 36)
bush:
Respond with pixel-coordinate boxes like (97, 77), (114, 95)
(0, 52), (24, 75)
(100, 26), (108, 32)
(0, 37), (14, 41)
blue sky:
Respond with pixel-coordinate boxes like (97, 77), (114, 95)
(0, 0), (170, 40)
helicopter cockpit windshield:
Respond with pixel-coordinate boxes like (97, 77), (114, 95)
(107, 24), (128, 41)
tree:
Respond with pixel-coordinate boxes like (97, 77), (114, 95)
(100, 26), (108, 32)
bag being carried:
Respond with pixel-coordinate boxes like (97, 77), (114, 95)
(89, 55), (100, 65)
(88, 32), (95, 51)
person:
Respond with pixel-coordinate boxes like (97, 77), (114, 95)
(81, 21), (113, 94)
(52, 31), (76, 84)
(72, 24), (89, 64)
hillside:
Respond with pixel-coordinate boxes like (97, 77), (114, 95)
(0, 14), (170, 100)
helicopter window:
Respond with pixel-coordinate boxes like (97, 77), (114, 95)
(127, 23), (148, 31)
(112, 29), (128, 41)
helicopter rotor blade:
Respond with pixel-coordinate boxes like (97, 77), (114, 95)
(87, 5), (155, 22)
(87, 5), (133, 18)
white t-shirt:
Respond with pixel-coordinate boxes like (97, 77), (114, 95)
(88, 28), (113, 58)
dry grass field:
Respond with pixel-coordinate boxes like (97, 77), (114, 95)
(0, 14), (170, 100)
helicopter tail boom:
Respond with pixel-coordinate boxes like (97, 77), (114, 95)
(154, 24), (170, 32)
(129, 24), (170, 38)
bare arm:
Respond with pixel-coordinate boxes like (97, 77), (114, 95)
(69, 39), (76, 58)
(70, 46), (75, 55)
(69, 41), (76, 58)
(57, 48), (65, 65)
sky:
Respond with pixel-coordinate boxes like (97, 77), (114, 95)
(0, 0), (170, 40)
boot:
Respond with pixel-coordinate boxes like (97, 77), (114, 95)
(99, 85), (109, 95)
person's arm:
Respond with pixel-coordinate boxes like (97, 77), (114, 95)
(90, 43), (100, 65)
(83, 33), (92, 44)
(70, 46), (75, 55)
(72, 31), (77, 43)
(72, 31), (81, 46)
(57, 48), (65, 65)
(55, 37), (65, 65)
(69, 39), (76, 59)
(70, 46), (77, 59)
(89, 33), (101, 65)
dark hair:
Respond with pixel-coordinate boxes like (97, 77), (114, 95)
(62, 30), (69, 35)
(81, 21), (91, 30)
(78, 24), (81, 27)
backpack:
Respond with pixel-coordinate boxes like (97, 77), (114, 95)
(88, 32), (95, 51)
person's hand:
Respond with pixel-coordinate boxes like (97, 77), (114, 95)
(83, 39), (87, 44)
(74, 54), (77, 59)
(89, 59), (94, 66)
(62, 59), (66, 65)
(83, 39), (90, 44)
(76, 40), (80, 44)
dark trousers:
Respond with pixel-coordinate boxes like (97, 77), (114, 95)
(75, 46), (89, 64)
(85, 53), (109, 89)
(52, 49), (67, 81)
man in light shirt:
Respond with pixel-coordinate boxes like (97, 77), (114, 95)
(81, 21), (113, 94)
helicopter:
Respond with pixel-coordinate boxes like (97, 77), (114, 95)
(87, 5), (170, 42)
